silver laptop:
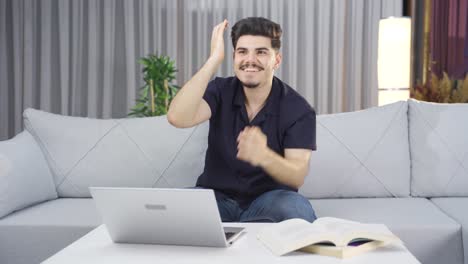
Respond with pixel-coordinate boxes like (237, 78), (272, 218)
(89, 187), (245, 247)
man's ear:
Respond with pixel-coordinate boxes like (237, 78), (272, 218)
(274, 52), (282, 70)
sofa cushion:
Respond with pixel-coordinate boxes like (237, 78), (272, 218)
(431, 198), (468, 264)
(0, 198), (100, 264)
(300, 101), (410, 198)
(310, 198), (463, 264)
(408, 99), (468, 197)
(0, 131), (57, 218)
(23, 108), (208, 197)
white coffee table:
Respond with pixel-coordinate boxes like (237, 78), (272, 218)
(43, 223), (420, 264)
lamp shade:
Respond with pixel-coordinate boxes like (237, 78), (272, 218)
(378, 17), (411, 105)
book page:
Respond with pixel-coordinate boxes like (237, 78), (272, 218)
(313, 217), (401, 246)
(258, 217), (402, 256)
(257, 218), (331, 255)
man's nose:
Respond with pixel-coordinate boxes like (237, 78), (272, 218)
(245, 52), (257, 63)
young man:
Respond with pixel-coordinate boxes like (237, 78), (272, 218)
(167, 17), (316, 222)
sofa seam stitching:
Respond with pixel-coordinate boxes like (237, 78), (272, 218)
(326, 104), (403, 197)
(151, 125), (199, 188)
(55, 120), (121, 193)
(412, 103), (468, 194)
(23, 114), (65, 190)
(118, 119), (164, 185)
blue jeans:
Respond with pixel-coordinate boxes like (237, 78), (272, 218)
(216, 189), (317, 223)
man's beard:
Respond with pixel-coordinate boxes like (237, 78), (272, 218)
(241, 81), (260, 89)
(239, 63), (264, 89)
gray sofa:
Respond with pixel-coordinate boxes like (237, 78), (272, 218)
(0, 99), (466, 264)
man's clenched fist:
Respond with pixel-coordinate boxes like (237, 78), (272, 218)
(236, 126), (268, 166)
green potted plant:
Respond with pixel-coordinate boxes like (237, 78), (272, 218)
(129, 54), (179, 117)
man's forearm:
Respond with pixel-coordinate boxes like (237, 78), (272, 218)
(259, 148), (309, 189)
(167, 57), (220, 127)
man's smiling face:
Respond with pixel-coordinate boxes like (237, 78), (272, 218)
(233, 35), (281, 89)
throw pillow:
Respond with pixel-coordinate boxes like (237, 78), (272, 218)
(409, 99), (468, 197)
(0, 131), (57, 218)
(300, 101), (410, 198)
(23, 108), (208, 197)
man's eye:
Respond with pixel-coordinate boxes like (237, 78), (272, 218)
(258, 50), (267, 55)
(237, 50), (246, 54)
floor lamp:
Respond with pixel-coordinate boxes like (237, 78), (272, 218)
(378, 17), (412, 106)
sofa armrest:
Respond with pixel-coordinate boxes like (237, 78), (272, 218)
(0, 131), (57, 219)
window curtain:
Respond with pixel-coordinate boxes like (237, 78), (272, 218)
(0, 0), (402, 140)
(430, 0), (468, 79)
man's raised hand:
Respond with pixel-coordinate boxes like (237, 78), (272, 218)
(210, 19), (228, 64)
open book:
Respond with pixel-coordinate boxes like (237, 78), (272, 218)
(257, 217), (403, 258)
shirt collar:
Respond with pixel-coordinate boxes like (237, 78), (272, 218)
(232, 76), (281, 116)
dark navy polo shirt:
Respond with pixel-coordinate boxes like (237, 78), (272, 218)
(196, 76), (316, 207)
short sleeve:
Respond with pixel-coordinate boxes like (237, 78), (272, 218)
(202, 78), (220, 117)
(283, 110), (317, 150)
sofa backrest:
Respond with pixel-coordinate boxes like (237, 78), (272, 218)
(24, 100), (416, 199)
(408, 99), (468, 197)
(24, 108), (208, 198)
(299, 101), (411, 198)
